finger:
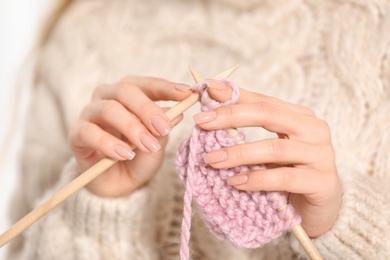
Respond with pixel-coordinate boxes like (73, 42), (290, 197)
(94, 82), (173, 136)
(121, 76), (193, 102)
(203, 138), (331, 168)
(194, 102), (331, 144)
(93, 78), (193, 136)
(93, 78), (193, 102)
(206, 79), (233, 102)
(161, 107), (183, 128)
(81, 100), (161, 153)
(70, 121), (136, 161)
(227, 167), (322, 195)
(205, 80), (312, 118)
(204, 81), (315, 117)
(238, 88), (316, 117)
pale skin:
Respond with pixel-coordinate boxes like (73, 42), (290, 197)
(69, 77), (342, 238)
(69, 76), (193, 197)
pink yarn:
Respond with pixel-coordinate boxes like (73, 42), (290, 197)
(176, 79), (301, 259)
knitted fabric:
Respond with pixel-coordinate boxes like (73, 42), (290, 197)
(176, 79), (301, 259)
(8, 1), (390, 259)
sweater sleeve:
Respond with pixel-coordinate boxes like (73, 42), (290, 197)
(307, 105), (390, 259)
(290, 169), (390, 259)
(19, 158), (159, 260)
(295, 59), (390, 259)
(7, 2), (161, 258)
(6, 79), (72, 258)
(316, 174), (390, 259)
(5, 79), (161, 259)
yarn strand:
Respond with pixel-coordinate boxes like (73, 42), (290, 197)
(178, 127), (202, 259)
(176, 79), (302, 259)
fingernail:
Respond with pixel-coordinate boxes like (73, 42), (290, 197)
(193, 111), (217, 124)
(228, 174), (248, 186)
(114, 145), (136, 160)
(151, 114), (171, 136)
(175, 84), (192, 92)
(203, 150), (227, 164)
(140, 133), (161, 152)
(206, 79), (226, 90)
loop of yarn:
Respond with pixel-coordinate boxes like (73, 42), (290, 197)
(176, 79), (301, 259)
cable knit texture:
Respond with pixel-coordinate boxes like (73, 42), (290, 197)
(176, 79), (301, 257)
(5, 0), (390, 259)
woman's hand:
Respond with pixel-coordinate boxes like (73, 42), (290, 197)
(195, 79), (342, 238)
(68, 76), (193, 197)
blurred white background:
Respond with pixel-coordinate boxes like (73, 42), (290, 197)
(0, 1), (52, 258)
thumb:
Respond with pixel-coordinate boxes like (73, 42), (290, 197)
(206, 79), (233, 102)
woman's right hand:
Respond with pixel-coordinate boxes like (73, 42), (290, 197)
(68, 76), (193, 197)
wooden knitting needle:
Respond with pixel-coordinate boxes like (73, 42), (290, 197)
(224, 137), (323, 260)
(190, 69), (323, 260)
(0, 65), (240, 248)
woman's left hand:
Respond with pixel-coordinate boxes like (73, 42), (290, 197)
(195, 79), (342, 238)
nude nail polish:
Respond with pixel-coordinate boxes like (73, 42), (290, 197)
(228, 174), (248, 186)
(193, 111), (217, 124)
(151, 114), (171, 136)
(114, 145), (136, 160)
(203, 150), (227, 164)
(140, 133), (161, 152)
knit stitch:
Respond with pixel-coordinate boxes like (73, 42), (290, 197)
(8, 0), (390, 258)
(176, 79), (301, 259)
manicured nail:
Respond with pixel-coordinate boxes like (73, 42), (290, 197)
(175, 84), (192, 92)
(151, 114), (171, 136)
(203, 150), (227, 164)
(228, 174), (248, 186)
(114, 145), (136, 160)
(193, 111), (217, 124)
(140, 133), (161, 152)
(206, 79), (226, 90)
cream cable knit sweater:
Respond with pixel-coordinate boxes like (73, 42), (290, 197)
(7, 0), (390, 259)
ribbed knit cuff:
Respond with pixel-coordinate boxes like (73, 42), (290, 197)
(34, 158), (158, 259)
(64, 186), (151, 239)
(291, 174), (390, 259)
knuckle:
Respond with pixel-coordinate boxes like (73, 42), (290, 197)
(267, 139), (285, 158)
(234, 146), (247, 162)
(321, 144), (336, 163)
(76, 122), (93, 142)
(100, 100), (118, 120)
(113, 82), (132, 98)
(121, 76), (135, 82)
(280, 167), (294, 187)
(327, 145), (336, 159)
(139, 101), (154, 113)
(98, 132), (112, 147)
(153, 76), (166, 84)
(68, 125), (78, 145)
(315, 119), (332, 141)
(247, 171), (262, 188)
(80, 104), (92, 118)
(298, 105), (316, 117)
(219, 105), (234, 118)
(127, 120), (143, 135)
(91, 84), (105, 100)
(256, 102), (275, 119)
